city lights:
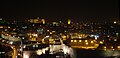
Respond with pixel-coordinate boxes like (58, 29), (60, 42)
(104, 46), (106, 49)
(114, 21), (117, 24)
(91, 41), (94, 43)
(74, 40), (77, 42)
(9, 41), (13, 44)
(117, 46), (120, 49)
(79, 40), (81, 42)
(86, 42), (88, 45)
(23, 52), (30, 58)
(0, 15), (119, 58)
(85, 40), (88, 42)
(100, 41), (103, 44)
(71, 40), (73, 42)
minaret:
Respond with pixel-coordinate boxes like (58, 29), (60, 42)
(42, 19), (45, 24)
(68, 19), (71, 24)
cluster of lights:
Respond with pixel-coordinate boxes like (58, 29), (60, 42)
(0, 26), (10, 29)
(103, 46), (120, 50)
(90, 35), (99, 40)
(71, 40), (94, 43)
(71, 40), (96, 46)
(36, 47), (49, 55)
(32, 34), (38, 37)
(33, 45), (38, 48)
(0, 52), (5, 54)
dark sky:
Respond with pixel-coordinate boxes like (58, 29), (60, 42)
(0, 0), (119, 19)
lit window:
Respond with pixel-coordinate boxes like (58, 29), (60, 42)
(104, 46), (106, 49)
(100, 41), (103, 44)
(86, 42), (88, 45)
(114, 39), (117, 41)
(91, 41), (93, 43)
(117, 46), (120, 48)
(71, 40), (73, 42)
(79, 40), (81, 42)
(85, 40), (87, 42)
(114, 21), (117, 24)
(111, 46), (113, 48)
(74, 40), (77, 42)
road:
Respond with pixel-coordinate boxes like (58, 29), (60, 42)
(0, 41), (18, 58)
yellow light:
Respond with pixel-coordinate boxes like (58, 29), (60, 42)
(0, 26), (3, 28)
(74, 40), (77, 42)
(36, 50), (42, 55)
(42, 39), (45, 43)
(52, 31), (55, 33)
(32, 34), (38, 37)
(52, 22), (57, 24)
(50, 32), (53, 34)
(42, 19), (45, 24)
(71, 40), (73, 42)
(111, 46), (113, 48)
(91, 41), (94, 43)
(32, 38), (36, 41)
(79, 40), (81, 42)
(6, 34), (9, 36)
(112, 49), (115, 50)
(100, 41), (103, 44)
(104, 46), (106, 49)
(30, 35), (32, 38)
(86, 42), (88, 45)
(85, 40), (87, 42)
(79, 37), (82, 38)
(49, 39), (54, 42)
(68, 19), (71, 24)
(117, 46), (120, 48)
(62, 36), (67, 39)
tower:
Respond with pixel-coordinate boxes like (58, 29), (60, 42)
(68, 19), (71, 24)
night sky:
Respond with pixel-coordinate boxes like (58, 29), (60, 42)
(0, 0), (119, 20)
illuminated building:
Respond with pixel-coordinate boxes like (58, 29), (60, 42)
(27, 33), (38, 41)
(42, 19), (45, 24)
(37, 28), (45, 35)
(28, 17), (45, 24)
(68, 19), (71, 24)
(52, 22), (59, 26)
(69, 36), (99, 49)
